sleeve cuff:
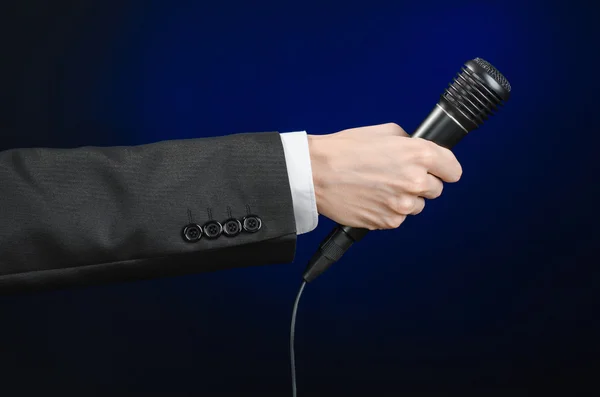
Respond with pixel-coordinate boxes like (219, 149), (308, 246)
(280, 131), (319, 235)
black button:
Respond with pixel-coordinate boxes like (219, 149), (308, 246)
(243, 215), (262, 233)
(182, 223), (202, 242)
(203, 220), (223, 239)
(223, 218), (242, 237)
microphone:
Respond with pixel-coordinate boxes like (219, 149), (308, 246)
(302, 58), (512, 283)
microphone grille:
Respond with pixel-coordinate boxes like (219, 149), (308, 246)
(472, 57), (511, 93)
(442, 58), (511, 129)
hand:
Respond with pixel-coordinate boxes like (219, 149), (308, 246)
(308, 123), (462, 230)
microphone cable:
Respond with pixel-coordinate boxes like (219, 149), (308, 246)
(290, 280), (306, 397)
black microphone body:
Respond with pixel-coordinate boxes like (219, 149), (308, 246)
(303, 58), (511, 283)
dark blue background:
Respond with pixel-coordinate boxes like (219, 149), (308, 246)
(1, 0), (598, 395)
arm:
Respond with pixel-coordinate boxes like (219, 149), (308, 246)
(0, 123), (463, 294)
(0, 131), (297, 293)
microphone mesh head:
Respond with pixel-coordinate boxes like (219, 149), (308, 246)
(442, 58), (511, 129)
(472, 58), (511, 93)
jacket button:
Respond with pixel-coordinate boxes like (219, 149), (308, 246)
(243, 215), (262, 233)
(182, 224), (202, 242)
(203, 220), (223, 239)
(223, 218), (242, 237)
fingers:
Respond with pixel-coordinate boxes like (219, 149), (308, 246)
(410, 197), (425, 215)
(392, 195), (425, 216)
(318, 123), (462, 231)
(413, 138), (463, 183)
(420, 174), (444, 199)
(394, 171), (443, 199)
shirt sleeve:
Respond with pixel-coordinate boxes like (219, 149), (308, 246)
(279, 131), (319, 234)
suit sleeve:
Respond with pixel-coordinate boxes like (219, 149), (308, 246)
(0, 131), (297, 294)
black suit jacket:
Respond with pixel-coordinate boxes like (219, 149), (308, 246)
(0, 132), (297, 294)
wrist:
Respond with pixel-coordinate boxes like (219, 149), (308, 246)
(307, 134), (328, 214)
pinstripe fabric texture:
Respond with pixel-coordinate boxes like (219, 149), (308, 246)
(0, 131), (297, 294)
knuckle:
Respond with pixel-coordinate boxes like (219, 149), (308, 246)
(395, 196), (415, 214)
(454, 163), (463, 181)
(386, 195), (399, 212)
(409, 175), (427, 193)
(385, 215), (405, 229)
(357, 215), (381, 231)
(447, 162), (462, 182)
(413, 202), (425, 215)
(366, 223), (379, 231)
(431, 183), (443, 198)
(445, 153), (462, 182)
(418, 146), (436, 166)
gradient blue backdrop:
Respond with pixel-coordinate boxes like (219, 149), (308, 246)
(1, 0), (598, 395)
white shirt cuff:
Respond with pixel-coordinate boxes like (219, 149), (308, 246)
(280, 131), (319, 235)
